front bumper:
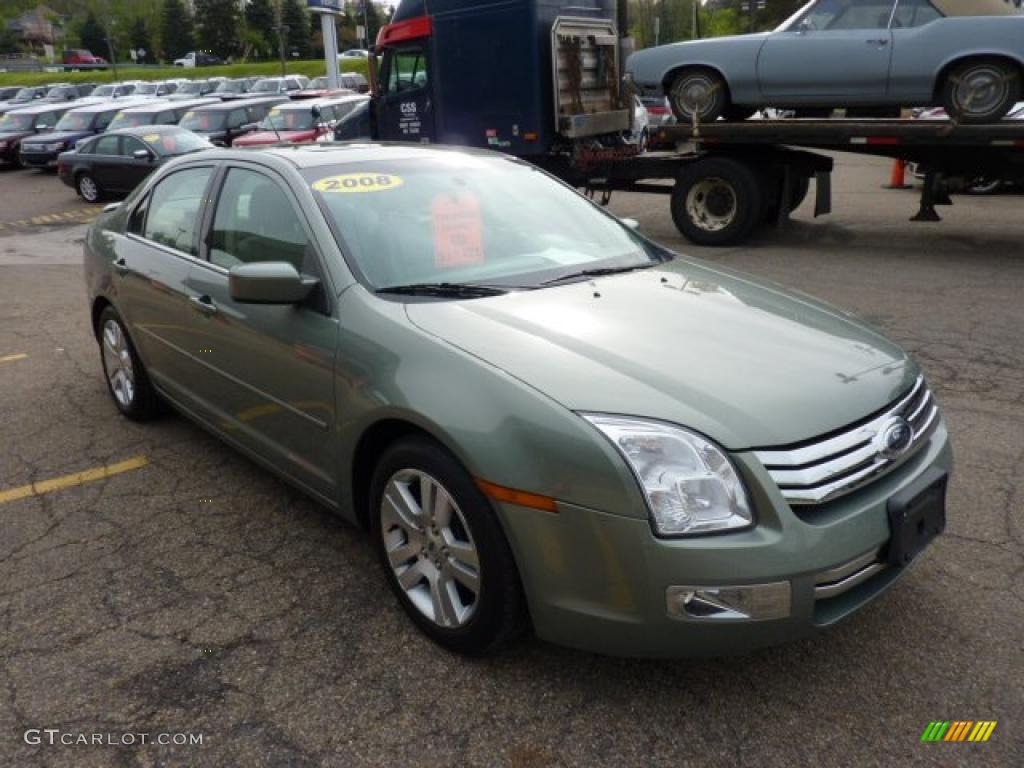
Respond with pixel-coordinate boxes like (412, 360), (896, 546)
(19, 148), (59, 168)
(497, 417), (952, 657)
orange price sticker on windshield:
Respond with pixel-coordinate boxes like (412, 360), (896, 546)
(432, 193), (484, 268)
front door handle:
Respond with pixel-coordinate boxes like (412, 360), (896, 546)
(866, 38), (889, 46)
(189, 295), (218, 315)
(112, 257), (128, 274)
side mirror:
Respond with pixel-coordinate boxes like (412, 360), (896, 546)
(103, 202), (122, 213)
(621, 217), (641, 231)
(310, 104), (321, 120)
(133, 148), (154, 161)
(228, 262), (317, 304)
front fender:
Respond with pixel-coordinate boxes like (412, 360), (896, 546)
(626, 36), (767, 103)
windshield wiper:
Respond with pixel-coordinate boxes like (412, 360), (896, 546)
(375, 282), (507, 298)
(540, 263), (656, 286)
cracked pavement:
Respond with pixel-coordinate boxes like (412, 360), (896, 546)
(0, 157), (1021, 767)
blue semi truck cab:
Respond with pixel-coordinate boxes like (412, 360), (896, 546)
(373, 0), (632, 156)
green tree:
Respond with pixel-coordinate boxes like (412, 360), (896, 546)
(160, 0), (194, 60)
(280, 0), (312, 59)
(78, 10), (108, 56)
(194, 0), (241, 60)
(129, 17), (153, 63)
(244, 0), (275, 59)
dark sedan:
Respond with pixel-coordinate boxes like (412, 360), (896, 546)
(19, 98), (149, 170)
(58, 125), (212, 202)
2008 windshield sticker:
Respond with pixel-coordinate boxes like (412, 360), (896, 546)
(312, 173), (404, 194)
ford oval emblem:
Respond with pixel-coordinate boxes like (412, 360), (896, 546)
(875, 417), (913, 459)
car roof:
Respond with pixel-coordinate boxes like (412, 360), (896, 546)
(118, 97), (218, 114)
(104, 124), (187, 138)
(6, 102), (71, 115)
(188, 97), (287, 112)
(66, 97), (153, 114)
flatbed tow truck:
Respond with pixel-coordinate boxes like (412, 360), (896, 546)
(371, 0), (1024, 247)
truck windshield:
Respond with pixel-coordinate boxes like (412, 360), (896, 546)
(306, 156), (664, 291)
(55, 111), (94, 131)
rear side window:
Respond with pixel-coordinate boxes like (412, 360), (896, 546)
(156, 110), (178, 125)
(892, 0), (942, 27)
(93, 135), (120, 155)
(143, 167), (215, 256)
(95, 111), (116, 130)
(227, 109), (248, 128)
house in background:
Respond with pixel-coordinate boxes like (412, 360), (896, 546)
(5, 5), (64, 61)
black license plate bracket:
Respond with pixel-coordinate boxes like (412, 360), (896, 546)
(886, 467), (947, 567)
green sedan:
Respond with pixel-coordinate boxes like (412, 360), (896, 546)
(83, 145), (951, 657)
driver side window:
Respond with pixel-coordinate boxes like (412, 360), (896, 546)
(802, 0), (896, 31)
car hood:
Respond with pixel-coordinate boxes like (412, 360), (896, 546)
(22, 130), (89, 145)
(405, 259), (916, 450)
(234, 130), (314, 145)
(0, 130), (33, 141)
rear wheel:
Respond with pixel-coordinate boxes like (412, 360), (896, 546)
(942, 58), (1020, 124)
(668, 68), (729, 124)
(671, 157), (763, 247)
(77, 172), (102, 203)
(370, 436), (527, 655)
(97, 307), (160, 420)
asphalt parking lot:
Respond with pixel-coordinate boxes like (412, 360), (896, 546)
(1, 154), (1021, 767)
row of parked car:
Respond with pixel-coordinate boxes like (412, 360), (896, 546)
(0, 77), (372, 202)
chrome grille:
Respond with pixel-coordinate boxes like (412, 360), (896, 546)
(754, 376), (939, 505)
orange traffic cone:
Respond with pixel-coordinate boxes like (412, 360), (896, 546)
(883, 159), (913, 190)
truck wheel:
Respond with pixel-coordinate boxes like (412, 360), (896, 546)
(942, 59), (1020, 123)
(672, 158), (763, 247)
(668, 69), (728, 124)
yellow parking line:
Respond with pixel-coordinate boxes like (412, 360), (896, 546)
(0, 456), (149, 506)
(0, 353), (28, 364)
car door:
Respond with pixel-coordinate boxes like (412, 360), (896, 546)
(182, 164), (339, 499)
(117, 136), (159, 192)
(377, 43), (435, 142)
(89, 134), (125, 188)
(114, 165), (218, 399)
(757, 0), (897, 102)
(887, 0), (946, 102)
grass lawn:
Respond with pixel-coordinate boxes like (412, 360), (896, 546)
(0, 59), (369, 87)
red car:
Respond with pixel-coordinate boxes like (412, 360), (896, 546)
(293, 75), (357, 100)
(63, 49), (107, 70)
(233, 98), (347, 147)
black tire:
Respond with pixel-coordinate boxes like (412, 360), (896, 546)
(667, 68), (729, 124)
(77, 172), (103, 203)
(671, 157), (763, 247)
(96, 306), (161, 421)
(942, 58), (1021, 124)
(369, 436), (527, 655)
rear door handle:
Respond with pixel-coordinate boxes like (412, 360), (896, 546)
(189, 295), (218, 315)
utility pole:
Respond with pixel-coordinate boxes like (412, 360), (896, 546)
(102, 0), (119, 81)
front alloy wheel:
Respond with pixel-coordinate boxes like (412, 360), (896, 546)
(370, 437), (527, 654)
(381, 469), (481, 628)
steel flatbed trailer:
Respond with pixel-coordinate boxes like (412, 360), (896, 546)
(541, 119), (1024, 246)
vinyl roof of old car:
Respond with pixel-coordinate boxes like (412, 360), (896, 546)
(933, 0), (1024, 15)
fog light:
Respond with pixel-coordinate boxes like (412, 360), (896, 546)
(666, 582), (791, 621)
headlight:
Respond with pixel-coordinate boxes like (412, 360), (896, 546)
(46, 142), (65, 152)
(582, 414), (753, 536)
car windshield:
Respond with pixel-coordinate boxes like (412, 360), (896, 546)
(306, 156), (663, 291)
(0, 113), (36, 131)
(55, 112), (94, 131)
(91, 85), (117, 97)
(309, 77), (327, 89)
(179, 110), (225, 131)
(258, 107), (314, 131)
(108, 112), (155, 130)
(45, 87), (74, 100)
(252, 80), (282, 93)
(216, 80), (245, 93)
(134, 83), (159, 95)
(178, 82), (206, 94)
(147, 130), (213, 156)
(13, 88), (39, 102)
